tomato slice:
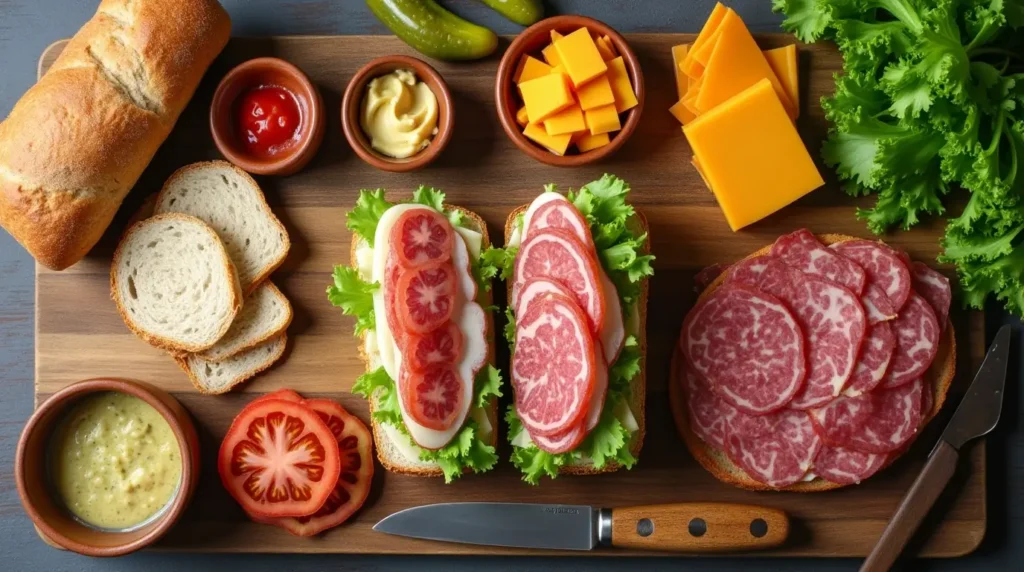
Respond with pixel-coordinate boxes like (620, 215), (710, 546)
(249, 388), (303, 406)
(405, 322), (463, 372)
(252, 399), (375, 536)
(390, 208), (453, 269)
(399, 364), (465, 430)
(396, 262), (456, 334)
(218, 399), (341, 518)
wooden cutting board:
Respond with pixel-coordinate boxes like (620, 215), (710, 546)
(35, 34), (987, 557)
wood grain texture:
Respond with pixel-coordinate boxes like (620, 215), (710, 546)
(35, 34), (987, 557)
(609, 503), (788, 552)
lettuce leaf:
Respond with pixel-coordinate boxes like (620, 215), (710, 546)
(346, 189), (393, 246)
(326, 266), (377, 335)
(412, 185), (464, 228)
(473, 246), (516, 293)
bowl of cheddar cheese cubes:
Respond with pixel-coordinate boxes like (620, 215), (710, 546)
(496, 15), (643, 166)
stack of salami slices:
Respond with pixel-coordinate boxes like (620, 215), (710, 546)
(672, 230), (955, 491)
(510, 194), (625, 454)
(385, 209), (486, 435)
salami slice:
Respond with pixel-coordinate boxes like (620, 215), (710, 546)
(681, 284), (806, 414)
(724, 408), (821, 487)
(771, 229), (866, 295)
(813, 445), (887, 485)
(533, 424), (586, 454)
(512, 294), (596, 436)
(683, 365), (736, 450)
(525, 194), (595, 248)
(911, 262), (951, 330)
(842, 322), (896, 397)
(862, 283), (897, 324)
(515, 277), (574, 317)
(831, 240), (912, 310)
(757, 260), (868, 409)
(694, 263), (726, 293)
(723, 255), (772, 287)
(882, 293), (940, 388)
(513, 229), (606, 335)
(810, 378), (923, 454)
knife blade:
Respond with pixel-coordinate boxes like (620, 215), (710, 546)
(862, 324), (1011, 572)
(374, 502), (789, 552)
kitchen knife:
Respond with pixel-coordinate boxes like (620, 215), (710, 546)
(374, 502), (788, 552)
(861, 324), (1011, 572)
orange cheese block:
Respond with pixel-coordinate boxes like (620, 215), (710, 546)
(523, 122), (572, 155)
(544, 104), (586, 136)
(555, 28), (609, 87)
(520, 72), (575, 123)
(695, 10), (796, 119)
(600, 35), (618, 57)
(515, 105), (529, 127)
(683, 79), (823, 231)
(595, 36), (616, 61)
(671, 44), (691, 100)
(681, 1), (728, 77)
(584, 103), (621, 135)
(516, 55), (553, 85)
(543, 32), (563, 67)
(763, 44), (800, 115)
(576, 74), (615, 110)
(669, 98), (697, 125)
(576, 131), (611, 152)
(606, 57), (638, 113)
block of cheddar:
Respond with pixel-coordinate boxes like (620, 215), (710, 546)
(764, 44), (799, 114)
(683, 79), (823, 231)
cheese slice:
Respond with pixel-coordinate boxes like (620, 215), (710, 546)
(695, 10), (796, 119)
(681, 1), (728, 77)
(669, 98), (696, 125)
(763, 44), (800, 116)
(671, 44), (691, 100)
(683, 79), (823, 231)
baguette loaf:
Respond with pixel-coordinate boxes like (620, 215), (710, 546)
(0, 0), (231, 270)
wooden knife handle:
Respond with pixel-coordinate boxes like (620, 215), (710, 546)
(861, 440), (959, 572)
(608, 503), (788, 552)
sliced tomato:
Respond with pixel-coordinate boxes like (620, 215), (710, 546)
(253, 399), (374, 536)
(218, 399), (341, 518)
(406, 322), (463, 372)
(390, 208), (453, 269)
(383, 252), (407, 347)
(396, 262), (456, 334)
(399, 364), (465, 430)
(249, 388), (303, 407)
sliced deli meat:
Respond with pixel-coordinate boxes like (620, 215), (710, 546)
(534, 424), (587, 454)
(770, 229), (866, 295)
(810, 378), (923, 454)
(515, 277), (574, 317)
(862, 283), (897, 324)
(682, 284), (806, 414)
(694, 263), (726, 293)
(831, 240), (911, 310)
(524, 193), (595, 248)
(724, 408), (821, 488)
(512, 294), (597, 437)
(513, 228), (606, 335)
(390, 208), (453, 269)
(882, 292), (940, 388)
(683, 364), (737, 450)
(724, 255), (771, 287)
(911, 262), (952, 329)
(843, 322), (897, 397)
(757, 260), (867, 409)
(813, 445), (887, 485)
(597, 268), (626, 364)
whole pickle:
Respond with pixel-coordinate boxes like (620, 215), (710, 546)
(477, 0), (543, 26)
(367, 0), (498, 61)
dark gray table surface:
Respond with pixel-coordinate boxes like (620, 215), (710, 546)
(1, 1), (1021, 570)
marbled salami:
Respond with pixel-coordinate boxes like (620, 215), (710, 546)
(683, 365), (736, 450)
(682, 284), (806, 414)
(810, 378), (923, 454)
(694, 263), (726, 293)
(813, 445), (887, 485)
(832, 239), (911, 310)
(862, 283), (897, 324)
(842, 322), (896, 397)
(724, 408), (821, 487)
(882, 293), (940, 388)
(911, 261), (952, 330)
(771, 229), (866, 294)
(724, 255), (772, 287)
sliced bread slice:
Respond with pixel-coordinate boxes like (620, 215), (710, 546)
(178, 334), (288, 395)
(154, 161), (290, 294)
(111, 213), (242, 353)
(198, 281), (293, 362)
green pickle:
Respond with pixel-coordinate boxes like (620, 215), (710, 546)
(477, 0), (543, 26)
(366, 0), (498, 61)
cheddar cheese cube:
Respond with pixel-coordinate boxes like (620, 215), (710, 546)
(554, 28), (608, 87)
(584, 103), (621, 135)
(595, 36), (616, 61)
(542, 38), (562, 67)
(516, 105), (529, 127)
(606, 57), (638, 114)
(544, 104), (586, 136)
(576, 74), (615, 110)
(520, 72), (574, 123)
(551, 30), (564, 42)
(576, 131), (610, 152)
(600, 35), (618, 58)
(523, 122), (572, 155)
(683, 79), (823, 231)
(763, 44), (800, 116)
(515, 55), (553, 85)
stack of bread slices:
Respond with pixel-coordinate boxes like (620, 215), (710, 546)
(111, 161), (293, 394)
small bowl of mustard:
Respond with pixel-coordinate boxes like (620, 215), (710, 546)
(341, 55), (454, 172)
(16, 378), (199, 557)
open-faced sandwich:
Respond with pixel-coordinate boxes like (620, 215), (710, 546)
(672, 229), (955, 491)
(328, 187), (504, 482)
(501, 175), (654, 484)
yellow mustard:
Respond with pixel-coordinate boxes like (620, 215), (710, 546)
(49, 392), (181, 530)
(360, 69), (438, 159)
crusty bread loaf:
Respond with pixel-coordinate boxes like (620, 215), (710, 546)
(155, 161), (290, 294)
(356, 206), (498, 478)
(503, 204), (650, 476)
(199, 281), (293, 362)
(178, 334), (288, 395)
(670, 233), (957, 492)
(111, 213), (242, 353)
(0, 0), (230, 270)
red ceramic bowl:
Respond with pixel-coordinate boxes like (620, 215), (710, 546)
(16, 378), (200, 557)
(496, 15), (645, 167)
(211, 57), (325, 176)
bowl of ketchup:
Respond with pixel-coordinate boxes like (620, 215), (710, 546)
(211, 57), (325, 176)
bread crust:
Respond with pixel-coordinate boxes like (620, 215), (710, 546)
(670, 233), (957, 492)
(198, 281), (295, 362)
(110, 213), (243, 354)
(0, 0), (231, 270)
(503, 201), (650, 476)
(178, 334), (288, 395)
(353, 204), (499, 478)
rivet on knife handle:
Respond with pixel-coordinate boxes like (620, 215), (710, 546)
(606, 503), (788, 552)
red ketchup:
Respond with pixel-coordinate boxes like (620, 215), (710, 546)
(236, 85), (301, 157)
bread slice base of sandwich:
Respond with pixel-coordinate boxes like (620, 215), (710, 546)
(504, 204), (649, 476)
(670, 233), (956, 492)
(353, 205), (498, 478)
